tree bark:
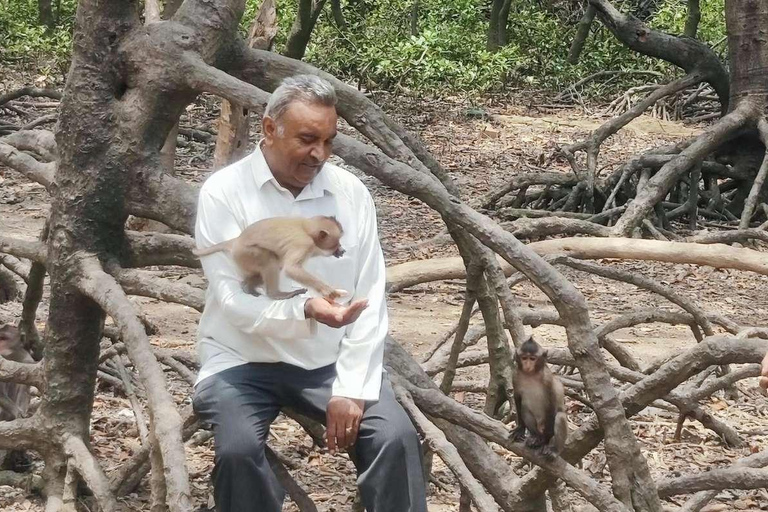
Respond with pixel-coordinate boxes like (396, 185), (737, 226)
(38, 0), (55, 29)
(284, 0), (329, 60)
(683, 0), (700, 38)
(498, 0), (512, 47)
(487, 0), (505, 51)
(568, 5), (596, 64)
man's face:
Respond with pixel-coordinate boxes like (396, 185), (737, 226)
(262, 101), (338, 193)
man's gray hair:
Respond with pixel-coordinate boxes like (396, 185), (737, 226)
(264, 74), (337, 122)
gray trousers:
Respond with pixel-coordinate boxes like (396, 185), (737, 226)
(192, 362), (428, 512)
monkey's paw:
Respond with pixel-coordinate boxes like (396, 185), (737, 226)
(324, 289), (349, 301)
(510, 425), (526, 442)
(539, 446), (557, 460)
(526, 436), (545, 449)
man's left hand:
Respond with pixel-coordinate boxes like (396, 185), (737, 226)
(326, 396), (364, 454)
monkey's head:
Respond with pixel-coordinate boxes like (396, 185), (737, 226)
(315, 216), (345, 258)
(516, 336), (547, 374)
(0, 324), (20, 358)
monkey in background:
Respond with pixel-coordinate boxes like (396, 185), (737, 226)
(511, 336), (568, 459)
(0, 324), (33, 422)
(194, 215), (348, 301)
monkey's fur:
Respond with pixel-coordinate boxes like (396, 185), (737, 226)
(511, 336), (568, 459)
(0, 325), (33, 422)
(194, 215), (347, 300)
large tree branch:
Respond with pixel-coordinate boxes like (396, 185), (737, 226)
(589, 0), (729, 108)
(0, 142), (55, 189)
(386, 236), (768, 291)
(111, 266), (205, 311)
(76, 255), (192, 511)
(63, 434), (120, 511)
(393, 384), (500, 512)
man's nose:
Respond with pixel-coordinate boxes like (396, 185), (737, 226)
(310, 142), (330, 161)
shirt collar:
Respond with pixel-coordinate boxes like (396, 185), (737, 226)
(251, 141), (334, 200)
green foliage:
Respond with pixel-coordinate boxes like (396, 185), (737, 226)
(2, 0), (728, 97)
(0, 0), (76, 69)
(652, 0), (727, 50)
(238, 0), (727, 95)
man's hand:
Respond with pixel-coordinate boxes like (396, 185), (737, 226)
(325, 396), (364, 454)
(305, 297), (368, 328)
(760, 352), (768, 390)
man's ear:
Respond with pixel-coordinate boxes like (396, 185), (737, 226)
(318, 229), (328, 239)
(263, 116), (277, 143)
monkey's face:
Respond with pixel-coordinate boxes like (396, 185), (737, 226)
(262, 101), (338, 194)
(316, 220), (345, 257)
(518, 354), (539, 374)
(0, 326), (19, 358)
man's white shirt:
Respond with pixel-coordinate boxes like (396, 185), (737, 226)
(194, 146), (388, 401)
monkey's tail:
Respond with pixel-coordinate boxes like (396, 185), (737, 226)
(193, 240), (233, 257)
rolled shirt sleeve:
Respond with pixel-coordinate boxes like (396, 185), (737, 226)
(332, 192), (388, 401)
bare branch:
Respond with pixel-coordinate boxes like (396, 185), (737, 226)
(393, 383), (500, 512)
(76, 255), (192, 511)
(0, 142), (55, 189)
(63, 434), (120, 511)
(0, 87), (62, 106)
(111, 267), (204, 311)
(123, 231), (199, 268)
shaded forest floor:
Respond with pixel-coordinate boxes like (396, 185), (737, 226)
(2, 68), (768, 511)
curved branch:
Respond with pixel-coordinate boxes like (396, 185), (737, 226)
(332, 133), (660, 508)
(393, 384), (500, 512)
(76, 255), (192, 511)
(589, 0), (729, 107)
(63, 435), (120, 511)
(0, 356), (45, 389)
(0, 87), (62, 106)
(614, 100), (754, 235)
(658, 467), (768, 497)
(394, 376), (630, 512)
(553, 256), (714, 335)
(0, 237), (47, 264)
(0, 142), (55, 189)
(2, 129), (57, 162)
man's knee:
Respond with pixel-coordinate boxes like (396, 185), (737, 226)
(368, 413), (421, 456)
(216, 432), (267, 467)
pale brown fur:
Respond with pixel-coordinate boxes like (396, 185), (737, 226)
(0, 325), (33, 422)
(511, 336), (568, 459)
(194, 215), (347, 300)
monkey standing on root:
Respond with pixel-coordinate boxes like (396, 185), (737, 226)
(193, 215), (348, 301)
(511, 336), (568, 458)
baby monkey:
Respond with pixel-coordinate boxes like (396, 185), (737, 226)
(194, 215), (347, 301)
(511, 336), (568, 459)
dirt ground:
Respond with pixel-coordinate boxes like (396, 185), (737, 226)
(2, 75), (768, 511)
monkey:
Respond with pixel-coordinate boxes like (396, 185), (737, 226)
(0, 324), (33, 422)
(511, 336), (568, 459)
(194, 215), (348, 301)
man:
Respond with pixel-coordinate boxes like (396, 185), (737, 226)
(193, 74), (428, 512)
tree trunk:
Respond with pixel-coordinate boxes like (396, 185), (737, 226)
(683, 0), (700, 38)
(497, 0), (512, 47)
(38, 0), (55, 29)
(213, 0), (277, 170)
(284, 0), (329, 60)
(331, 0), (346, 29)
(410, 0), (419, 36)
(487, 0), (504, 51)
(568, 4), (596, 64)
